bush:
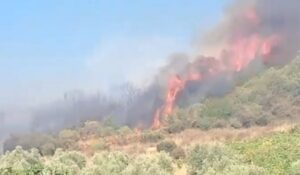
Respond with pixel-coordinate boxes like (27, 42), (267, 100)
(255, 116), (269, 126)
(166, 122), (186, 134)
(0, 146), (44, 174)
(3, 133), (60, 154)
(141, 131), (165, 143)
(58, 129), (80, 149)
(212, 119), (228, 128)
(43, 149), (86, 175)
(80, 121), (102, 137)
(289, 160), (300, 175)
(122, 152), (174, 175)
(165, 109), (192, 134)
(170, 147), (186, 160)
(118, 126), (133, 136)
(91, 140), (110, 151)
(187, 145), (266, 175)
(58, 129), (80, 142)
(230, 118), (243, 129)
(231, 127), (300, 174)
(40, 142), (56, 156)
(156, 140), (177, 154)
(83, 152), (174, 175)
(89, 152), (129, 175)
(192, 117), (214, 130)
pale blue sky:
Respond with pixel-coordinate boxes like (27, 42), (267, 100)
(0, 0), (229, 108)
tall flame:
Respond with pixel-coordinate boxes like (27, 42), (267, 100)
(152, 8), (282, 129)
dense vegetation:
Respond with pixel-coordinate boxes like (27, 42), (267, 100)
(231, 126), (300, 175)
(1, 126), (300, 174)
(1, 56), (300, 174)
(167, 56), (300, 132)
(0, 147), (173, 175)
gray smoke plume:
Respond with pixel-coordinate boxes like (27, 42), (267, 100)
(200, 0), (300, 64)
(4, 0), (300, 136)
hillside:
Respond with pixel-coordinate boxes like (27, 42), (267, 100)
(1, 56), (300, 175)
(166, 56), (300, 132)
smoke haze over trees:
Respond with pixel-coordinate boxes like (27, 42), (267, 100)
(1, 0), (300, 138)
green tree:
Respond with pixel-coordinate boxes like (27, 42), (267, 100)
(187, 145), (266, 175)
(122, 152), (174, 175)
(0, 146), (44, 175)
(42, 149), (86, 175)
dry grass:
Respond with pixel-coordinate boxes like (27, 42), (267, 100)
(77, 122), (296, 156)
(171, 122), (295, 148)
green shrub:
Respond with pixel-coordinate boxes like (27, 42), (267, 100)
(255, 116), (269, 126)
(43, 149), (86, 175)
(289, 160), (300, 175)
(91, 140), (110, 151)
(58, 129), (80, 142)
(229, 118), (243, 129)
(118, 126), (133, 136)
(231, 126), (300, 175)
(89, 152), (129, 175)
(40, 143), (56, 156)
(192, 117), (214, 130)
(157, 140), (177, 154)
(80, 121), (102, 137)
(3, 133), (60, 154)
(166, 122), (186, 134)
(187, 145), (266, 175)
(165, 109), (192, 134)
(141, 131), (165, 143)
(58, 129), (80, 149)
(122, 152), (174, 175)
(0, 146), (44, 175)
(170, 147), (186, 160)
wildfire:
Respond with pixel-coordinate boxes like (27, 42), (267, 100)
(151, 8), (282, 129)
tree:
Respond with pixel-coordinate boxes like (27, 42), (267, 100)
(0, 146), (44, 175)
(187, 145), (266, 175)
(122, 152), (174, 175)
(43, 149), (86, 175)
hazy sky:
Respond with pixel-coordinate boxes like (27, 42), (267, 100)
(0, 0), (228, 108)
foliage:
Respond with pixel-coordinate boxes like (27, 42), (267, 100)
(122, 152), (174, 175)
(167, 56), (300, 131)
(82, 152), (174, 175)
(231, 126), (300, 175)
(58, 129), (80, 142)
(80, 121), (103, 137)
(0, 147), (174, 175)
(187, 145), (266, 175)
(3, 133), (61, 156)
(42, 149), (86, 175)
(0, 146), (44, 175)
(117, 126), (133, 136)
(170, 147), (186, 160)
(84, 151), (129, 175)
(141, 130), (165, 143)
(58, 129), (81, 150)
(91, 140), (110, 151)
(157, 140), (177, 153)
(289, 160), (300, 175)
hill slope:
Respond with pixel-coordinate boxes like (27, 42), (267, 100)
(167, 56), (300, 132)
(1, 56), (300, 175)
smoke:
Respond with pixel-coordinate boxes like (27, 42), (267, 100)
(149, 0), (300, 127)
(3, 0), (300, 135)
(201, 0), (300, 64)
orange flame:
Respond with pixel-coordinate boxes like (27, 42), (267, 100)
(151, 9), (282, 129)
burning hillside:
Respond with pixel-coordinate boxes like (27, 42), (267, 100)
(151, 0), (300, 128)
(29, 0), (300, 132)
